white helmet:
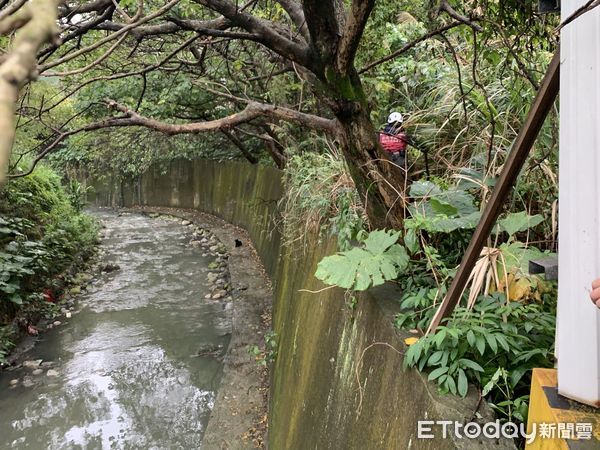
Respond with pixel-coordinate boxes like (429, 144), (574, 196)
(387, 111), (403, 124)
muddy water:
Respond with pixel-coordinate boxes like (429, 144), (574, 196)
(0, 210), (231, 449)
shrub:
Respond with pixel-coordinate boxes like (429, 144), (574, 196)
(280, 151), (365, 251)
(0, 164), (98, 358)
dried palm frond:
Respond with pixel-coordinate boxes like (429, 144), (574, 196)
(464, 246), (510, 310)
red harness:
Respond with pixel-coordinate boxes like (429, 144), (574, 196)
(379, 131), (407, 153)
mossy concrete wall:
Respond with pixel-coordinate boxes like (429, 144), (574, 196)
(91, 160), (514, 450)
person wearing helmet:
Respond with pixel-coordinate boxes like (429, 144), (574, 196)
(379, 111), (409, 168)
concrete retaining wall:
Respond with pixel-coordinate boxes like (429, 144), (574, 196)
(91, 159), (514, 450)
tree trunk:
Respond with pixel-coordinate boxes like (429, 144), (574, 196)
(322, 69), (406, 230)
(337, 110), (406, 230)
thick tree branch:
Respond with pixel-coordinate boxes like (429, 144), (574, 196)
(336, 0), (375, 73)
(0, 0), (31, 35)
(105, 98), (339, 135)
(275, 0), (310, 42)
(11, 98), (336, 178)
(0, 0), (62, 183)
(302, 0), (344, 69)
(96, 16), (230, 37)
(0, 0), (27, 23)
(59, 0), (114, 16)
(438, 0), (482, 32)
(195, 0), (312, 68)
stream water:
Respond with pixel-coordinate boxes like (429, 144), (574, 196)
(0, 210), (231, 449)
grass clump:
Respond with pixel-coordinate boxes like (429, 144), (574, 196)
(280, 151), (366, 251)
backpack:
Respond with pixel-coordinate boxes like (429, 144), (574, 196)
(379, 131), (407, 153)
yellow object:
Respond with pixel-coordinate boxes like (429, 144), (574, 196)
(526, 368), (600, 449)
(404, 337), (419, 346)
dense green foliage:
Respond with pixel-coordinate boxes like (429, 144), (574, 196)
(0, 164), (98, 363)
(315, 174), (557, 426)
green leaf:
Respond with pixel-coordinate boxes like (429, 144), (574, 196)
(494, 334), (510, 352)
(315, 230), (409, 291)
(409, 180), (441, 198)
(434, 328), (447, 348)
(466, 330), (476, 347)
(446, 375), (457, 395)
(510, 367), (529, 387)
(430, 198), (458, 216)
(404, 341), (423, 367)
(363, 229), (401, 254)
(485, 333), (498, 353)
(427, 350), (445, 366)
(315, 254), (356, 289)
(404, 229), (419, 254)
(475, 335), (486, 355)
(497, 211), (544, 237)
(457, 368), (468, 397)
(459, 358), (484, 372)
(428, 366), (449, 381)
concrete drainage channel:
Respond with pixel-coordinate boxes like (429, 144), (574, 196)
(139, 206), (272, 449)
(0, 207), (270, 449)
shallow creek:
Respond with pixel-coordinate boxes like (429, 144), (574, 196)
(0, 210), (231, 449)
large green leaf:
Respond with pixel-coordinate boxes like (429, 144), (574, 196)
(429, 198), (458, 216)
(497, 212), (544, 237)
(315, 230), (409, 291)
(409, 180), (441, 198)
(499, 242), (550, 274)
(407, 179), (480, 234)
(413, 211), (482, 233)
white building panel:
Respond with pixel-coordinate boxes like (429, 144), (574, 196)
(558, 0), (600, 406)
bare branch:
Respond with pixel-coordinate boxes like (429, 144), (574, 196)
(438, 0), (482, 32)
(0, 1), (31, 35)
(11, 97), (337, 178)
(0, 0), (28, 23)
(275, 0), (310, 42)
(9, 115), (139, 179)
(59, 0), (114, 16)
(39, 0), (180, 73)
(221, 129), (258, 163)
(39, 35), (203, 111)
(556, 0), (600, 32)
(96, 16), (230, 37)
(52, 30), (130, 76)
(358, 21), (463, 73)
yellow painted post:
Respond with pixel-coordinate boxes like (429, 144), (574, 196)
(526, 369), (600, 449)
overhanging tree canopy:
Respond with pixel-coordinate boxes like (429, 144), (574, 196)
(0, 0), (557, 228)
